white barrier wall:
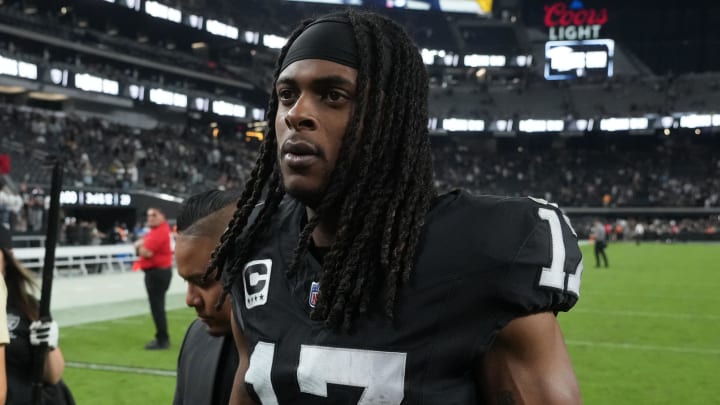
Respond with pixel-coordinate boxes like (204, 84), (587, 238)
(12, 245), (189, 326)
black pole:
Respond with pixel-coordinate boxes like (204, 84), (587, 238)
(32, 159), (63, 405)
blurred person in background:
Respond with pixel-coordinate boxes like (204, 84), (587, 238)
(133, 208), (173, 350)
(173, 190), (240, 405)
(0, 225), (74, 404)
(592, 220), (609, 267)
(634, 221), (645, 245)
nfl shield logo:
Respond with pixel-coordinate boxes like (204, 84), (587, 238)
(308, 281), (320, 308)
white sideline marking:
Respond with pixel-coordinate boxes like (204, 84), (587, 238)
(581, 291), (720, 302)
(573, 308), (720, 321)
(66, 361), (177, 377)
(566, 340), (720, 355)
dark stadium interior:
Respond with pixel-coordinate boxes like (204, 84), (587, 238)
(0, 0), (718, 243)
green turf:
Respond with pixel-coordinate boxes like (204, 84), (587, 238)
(560, 242), (720, 405)
(63, 368), (177, 405)
(58, 243), (720, 404)
(60, 307), (196, 404)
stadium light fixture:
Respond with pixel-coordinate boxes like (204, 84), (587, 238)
(442, 118), (485, 132)
(28, 91), (68, 101)
(679, 114), (712, 128)
(206, 19), (239, 40)
(144, 1), (181, 23)
(212, 100), (247, 118)
(252, 108), (266, 121)
(0, 56), (38, 80)
(0, 85), (26, 94)
(519, 119), (565, 133)
(660, 116), (674, 128)
(74, 73), (120, 95)
(263, 34), (287, 49)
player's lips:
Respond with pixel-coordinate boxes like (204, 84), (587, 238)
(282, 138), (320, 169)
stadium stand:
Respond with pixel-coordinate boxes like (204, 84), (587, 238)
(0, 0), (718, 245)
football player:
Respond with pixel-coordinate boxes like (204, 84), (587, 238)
(209, 10), (584, 404)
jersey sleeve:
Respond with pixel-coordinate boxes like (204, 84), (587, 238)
(491, 197), (583, 315)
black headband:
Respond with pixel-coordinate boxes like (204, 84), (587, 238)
(281, 18), (359, 72)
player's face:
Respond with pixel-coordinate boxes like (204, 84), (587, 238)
(274, 59), (357, 208)
(175, 234), (231, 336)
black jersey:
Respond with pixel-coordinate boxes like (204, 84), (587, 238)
(231, 190), (583, 404)
(6, 302), (35, 404)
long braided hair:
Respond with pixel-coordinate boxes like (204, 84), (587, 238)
(207, 10), (435, 331)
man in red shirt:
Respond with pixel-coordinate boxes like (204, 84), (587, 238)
(134, 207), (173, 350)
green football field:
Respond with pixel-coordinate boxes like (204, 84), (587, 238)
(58, 242), (720, 404)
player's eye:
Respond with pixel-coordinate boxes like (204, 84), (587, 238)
(324, 89), (348, 104)
(277, 88), (296, 103)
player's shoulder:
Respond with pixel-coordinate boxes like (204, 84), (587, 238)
(428, 190), (574, 263)
(178, 319), (204, 357)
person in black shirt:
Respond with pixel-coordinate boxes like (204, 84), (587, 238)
(173, 190), (241, 405)
(1, 225), (71, 404)
(208, 10), (583, 405)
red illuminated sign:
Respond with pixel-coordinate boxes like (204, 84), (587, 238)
(544, 2), (608, 28)
(544, 1), (608, 40)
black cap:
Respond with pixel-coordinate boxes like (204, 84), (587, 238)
(0, 225), (12, 250)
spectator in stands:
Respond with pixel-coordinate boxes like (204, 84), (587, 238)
(0, 181), (23, 229)
(1, 225), (74, 404)
(133, 208), (174, 350)
(592, 220), (609, 268)
(173, 190), (240, 405)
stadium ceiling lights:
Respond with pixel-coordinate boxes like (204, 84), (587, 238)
(149, 88), (187, 108)
(679, 114), (713, 129)
(74, 73), (119, 96)
(212, 100), (247, 118)
(0, 55), (38, 80)
(144, 1), (181, 23)
(206, 19), (239, 40)
(421, 49), (460, 67)
(519, 119), (564, 133)
(263, 35), (287, 49)
(442, 118), (485, 132)
(464, 54), (506, 68)
(599, 117), (648, 132)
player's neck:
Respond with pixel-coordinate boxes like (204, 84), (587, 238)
(306, 207), (338, 248)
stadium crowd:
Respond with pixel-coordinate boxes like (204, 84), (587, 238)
(1, 103), (718, 242)
(1, 103), (719, 207)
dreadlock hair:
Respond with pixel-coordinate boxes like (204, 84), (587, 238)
(207, 10), (436, 331)
(2, 248), (40, 321)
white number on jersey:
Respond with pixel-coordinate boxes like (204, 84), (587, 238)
(245, 342), (407, 404)
(537, 206), (583, 297)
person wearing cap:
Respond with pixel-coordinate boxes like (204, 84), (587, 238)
(1, 225), (72, 404)
(207, 10), (582, 404)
